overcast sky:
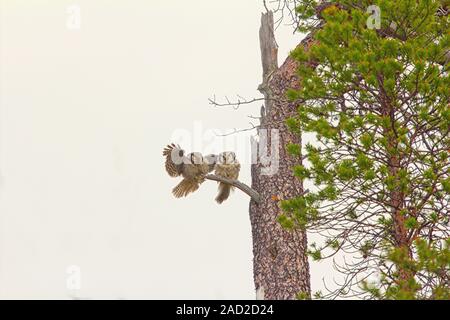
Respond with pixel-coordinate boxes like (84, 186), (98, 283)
(0, 0), (335, 299)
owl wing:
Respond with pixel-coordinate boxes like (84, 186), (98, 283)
(233, 162), (241, 179)
(163, 144), (185, 177)
(227, 162), (241, 181)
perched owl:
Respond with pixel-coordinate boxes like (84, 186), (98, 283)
(214, 151), (241, 204)
(163, 144), (211, 198)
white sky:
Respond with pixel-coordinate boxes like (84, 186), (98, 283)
(0, 0), (335, 299)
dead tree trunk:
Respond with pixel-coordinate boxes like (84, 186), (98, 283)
(249, 12), (313, 300)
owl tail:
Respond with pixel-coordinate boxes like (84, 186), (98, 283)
(215, 183), (233, 204)
(172, 179), (200, 198)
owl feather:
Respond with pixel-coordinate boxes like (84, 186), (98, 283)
(163, 144), (184, 177)
(172, 178), (201, 198)
(214, 152), (240, 204)
(163, 145), (210, 198)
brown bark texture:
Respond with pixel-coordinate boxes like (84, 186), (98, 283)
(249, 12), (314, 300)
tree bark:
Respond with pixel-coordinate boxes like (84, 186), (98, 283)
(249, 12), (312, 300)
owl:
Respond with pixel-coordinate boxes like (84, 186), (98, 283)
(163, 144), (212, 198)
(214, 151), (241, 204)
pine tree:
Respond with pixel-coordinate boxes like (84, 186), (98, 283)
(281, 0), (449, 299)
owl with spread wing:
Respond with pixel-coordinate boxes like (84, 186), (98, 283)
(163, 144), (215, 198)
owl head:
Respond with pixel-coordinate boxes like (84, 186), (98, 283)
(218, 151), (237, 165)
(169, 144), (184, 165)
(204, 154), (218, 165)
(187, 152), (204, 165)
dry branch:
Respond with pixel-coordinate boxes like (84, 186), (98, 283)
(205, 174), (261, 204)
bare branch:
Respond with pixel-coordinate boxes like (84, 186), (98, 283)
(213, 122), (258, 137)
(209, 95), (267, 109)
(266, 0), (302, 31)
(205, 174), (261, 204)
